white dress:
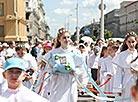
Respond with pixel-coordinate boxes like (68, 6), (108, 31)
(113, 49), (138, 102)
(0, 85), (49, 102)
(42, 47), (87, 102)
(98, 57), (104, 83)
(34, 53), (50, 95)
(100, 56), (116, 97)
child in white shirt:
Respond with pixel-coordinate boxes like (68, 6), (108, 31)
(1, 57), (49, 102)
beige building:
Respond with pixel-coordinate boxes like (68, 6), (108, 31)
(25, 0), (49, 43)
(120, 1), (138, 37)
(0, 0), (28, 41)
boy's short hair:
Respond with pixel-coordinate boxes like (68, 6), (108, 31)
(4, 58), (25, 71)
(79, 44), (85, 49)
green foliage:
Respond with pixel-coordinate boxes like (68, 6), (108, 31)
(92, 36), (97, 41)
(79, 27), (85, 34)
(134, 21), (138, 24)
(104, 29), (113, 40)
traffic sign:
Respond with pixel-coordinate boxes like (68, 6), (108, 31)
(84, 28), (90, 35)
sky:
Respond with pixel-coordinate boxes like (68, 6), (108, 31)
(42, 0), (135, 38)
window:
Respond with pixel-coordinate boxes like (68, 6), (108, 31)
(27, 25), (29, 32)
(0, 26), (4, 37)
(0, 3), (4, 16)
(26, 2), (29, 7)
(26, 12), (30, 20)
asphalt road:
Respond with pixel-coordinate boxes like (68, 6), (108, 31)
(77, 93), (100, 102)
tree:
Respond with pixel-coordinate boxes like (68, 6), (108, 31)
(93, 30), (98, 38)
(134, 21), (138, 24)
(92, 36), (97, 41)
(104, 29), (113, 40)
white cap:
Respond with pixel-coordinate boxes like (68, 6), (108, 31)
(24, 43), (30, 50)
(81, 36), (94, 43)
(5, 49), (15, 57)
(2, 43), (9, 47)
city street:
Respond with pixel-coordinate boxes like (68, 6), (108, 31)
(78, 94), (99, 102)
(0, 0), (138, 102)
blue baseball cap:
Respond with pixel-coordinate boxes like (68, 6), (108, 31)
(93, 46), (100, 52)
(4, 58), (25, 71)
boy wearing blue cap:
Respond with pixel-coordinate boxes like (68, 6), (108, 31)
(0, 57), (49, 102)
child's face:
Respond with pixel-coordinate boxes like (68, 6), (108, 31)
(16, 50), (24, 58)
(44, 47), (52, 53)
(126, 36), (137, 51)
(97, 40), (103, 47)
(59, 32), (71, 48)
(79, 46), (85, 54)
(3, 68), (26, 89)
(103, 49), (108, 57)
(108, 47), (115, 57)
(131, 85), (138, 101)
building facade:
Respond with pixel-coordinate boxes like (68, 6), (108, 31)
(104, 9), (120, 38)
(25, 0), (49, 43)
(0, 0), (28, 41)
(120, 1), (138, 37)
(72, 21), (100, 42)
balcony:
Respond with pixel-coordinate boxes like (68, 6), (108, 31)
(33, 9), (40, 20)
(26, 7), (33, 13)
(25, 1), (33, 13)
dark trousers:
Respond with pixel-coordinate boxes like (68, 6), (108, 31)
(91, 69), (98, 95)
(91, 69), (98, 81)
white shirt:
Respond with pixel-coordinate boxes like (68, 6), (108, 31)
(0, 96), (9, 102)
(87, 53), (100, 69)
(1, 48), (7, 57)
(1, 85), (49, 102)
(21, 53), (37, 71)
(8, 48), (16, 55)
(98, 57), (104, 67)
(0, 68), (7, 94)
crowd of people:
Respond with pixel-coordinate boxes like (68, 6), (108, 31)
(0, 27), (138, 102)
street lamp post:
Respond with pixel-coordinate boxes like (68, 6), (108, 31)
(100, 0), (105, 39)
(76, 0), (79, 42)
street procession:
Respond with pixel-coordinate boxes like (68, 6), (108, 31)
(0, 0), (138, 102)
